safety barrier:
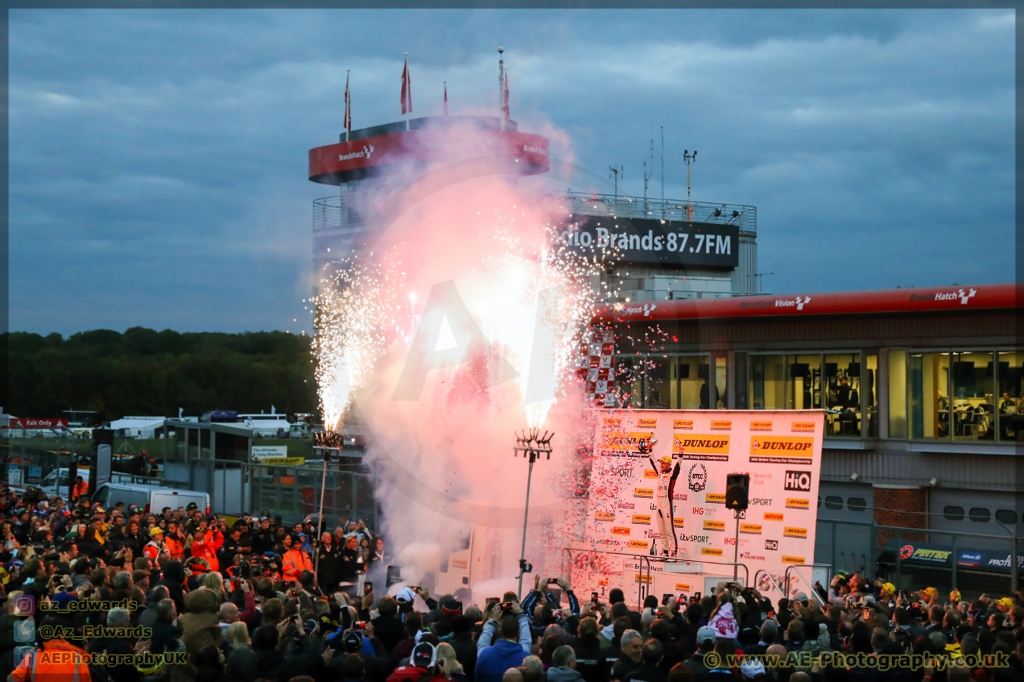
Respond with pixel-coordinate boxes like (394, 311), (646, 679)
(783, 563), (832, 606)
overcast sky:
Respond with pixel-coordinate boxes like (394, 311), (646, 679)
(8, 9), (1015, 335)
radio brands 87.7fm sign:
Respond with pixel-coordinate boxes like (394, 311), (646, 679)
(578, 410), (824, 600)
(559, 216), (740, 267)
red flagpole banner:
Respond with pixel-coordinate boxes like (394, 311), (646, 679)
(443, 82), (449, 116)
(401, 55), (412, 115)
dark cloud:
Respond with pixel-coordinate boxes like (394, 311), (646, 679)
(9, 9), (1013, 334)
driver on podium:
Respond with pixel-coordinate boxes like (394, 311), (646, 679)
(648, 450), (681, 557)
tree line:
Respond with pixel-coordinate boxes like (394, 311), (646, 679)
(1, 327), (318, 422)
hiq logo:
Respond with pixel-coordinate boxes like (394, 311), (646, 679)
(12, 595), (34, 617)
(784, 471), (812, 492)
(765, 539), (779, 551)
(14, 620), (35, 643)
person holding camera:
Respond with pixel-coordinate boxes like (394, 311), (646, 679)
(475, 597), (532, 682)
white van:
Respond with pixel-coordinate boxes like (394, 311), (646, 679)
(91, 482), (210, 515)
(37, 468), (91, 499)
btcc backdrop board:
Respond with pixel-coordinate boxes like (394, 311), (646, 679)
(581, 410), (824, 601)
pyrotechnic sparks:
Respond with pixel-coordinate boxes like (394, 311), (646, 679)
(311, 255), (405, 432)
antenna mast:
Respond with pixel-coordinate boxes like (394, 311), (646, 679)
(643, 139), (654, 215)
(609, 165), (623, 202)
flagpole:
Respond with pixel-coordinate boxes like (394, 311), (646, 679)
(345, 69), (351, 142)
(498, 45), (505, 131)
(405, 53), (410, 131)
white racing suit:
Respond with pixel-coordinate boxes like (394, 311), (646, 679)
(649, 455), (681, 557)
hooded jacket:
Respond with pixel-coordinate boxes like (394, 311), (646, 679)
(181, 587), (223, 659)
(156, 560), (187, 614)
(708, 602), (739, 641)
(475, 639), (530, 682)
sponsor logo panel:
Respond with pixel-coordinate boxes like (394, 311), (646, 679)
(784, 471), (813, 492)
(791, 422), (817, 433)
(631, 514), (652, 525)
(763, 512), (784, 522)
(786, 498), (810, 510)
(673, 435), (730, 461)
(634, 488), (654, 498)
(750, 436), (814, 464)
(750, 421), (773, 432)
(705, 493), (725, 504)
(784, 526), (808, 539)
(673, 420), (694, 430)
(703, 520), (726, 532)
(765, 540), (779, 551)
(701, 547), (723, 556)
(594, 511), (615, 522)
(740, 523), (762, 534)
(782, 555), (806, 565)
(611, 527), (631, 536)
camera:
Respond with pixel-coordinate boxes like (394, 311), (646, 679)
(501, 602), (513, 611)
(355, 621), (367, 630)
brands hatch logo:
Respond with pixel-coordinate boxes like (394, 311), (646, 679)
(912, 288), (977, 305)
(688, 463), (707, 492)
(339, 144), (376, 162)
(624, 304), (658, 317)
(523, 144), (548, 156)
(775, 296), (811, 311)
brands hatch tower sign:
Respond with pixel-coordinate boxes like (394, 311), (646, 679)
(560, 216), (740, 267)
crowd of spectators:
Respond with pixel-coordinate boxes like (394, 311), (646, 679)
(1, 483), (1023, 682)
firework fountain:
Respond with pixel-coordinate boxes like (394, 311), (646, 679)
(308, 168), (625, 594)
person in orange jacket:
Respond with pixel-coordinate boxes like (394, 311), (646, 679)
(190, 520), (224, 573)
(70, 476), (89, 504)
(164, 520), (186, 560)
(282, 533), (313, 583)
(9, 633), (93, 682)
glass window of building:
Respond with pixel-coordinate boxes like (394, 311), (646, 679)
(750, 355), (786, 410)
(943, 505), (965, 521)
(995, 509), (1017, 526)
(615, 357), (644, 409)
(865, 353), (878, 437)
(996, 350), (1023, 442)
(787, 354), (821, 411)
(825, 353), (861, 436)
(714, 354), (727, 409)
(888, 350), (908, 439)
(909, 352), (950, 439)
(950, 351), (993, 440)
(645, 356), (671, 409)
(676, 355), (711, 409)
(735, 352), (748, 409)
(968, 507), (990, 523)
(824, 496), (843, 510)
(847, 497), (867, 512)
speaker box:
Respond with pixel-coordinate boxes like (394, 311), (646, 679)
(725, 473), (750, 511)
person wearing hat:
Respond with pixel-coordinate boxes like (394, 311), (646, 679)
(388, 641), (440, 682)
(190, 518), (224, 573)
(683, 627), (718, 681)
(282, 533), (314, 584)
(144, 525), (167, 561)
(251, 516), (276, 555)
(646, 449), (681, 558)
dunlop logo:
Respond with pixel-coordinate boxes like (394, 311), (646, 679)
(634, 488), (654, 498)
(673, 517), (685, 528)
(782, 555), (806, 565)
(764, 512), (784, 522)
(711, 420), (732, 430)
(740, 523), (763, 534)
(791, 422), (816, 432)
(674, 583), (691, 591)
(637, 418), (659, 429)
(604, 418), (623, 427)
(750, 436), (814, 464)
(702, 547), (724, 556)
(629, 541), (650, 551)
(705, 493), (725, 504)
(786, 498), (810, 510)
(750, 421), (773, 432)
(631, 514), (652, 525)
(703, 520), (726, 531)
(673, 420), (694, 430)
(633, 571), (653, 582)
(784, 527), (808, 539)
(594, 511), (615, 522)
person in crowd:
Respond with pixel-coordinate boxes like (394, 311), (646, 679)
(476, 600), (532, 682)
(549, 645), (586, 682)
(282, 534), (314, 583)
(613, 630), (645, 682)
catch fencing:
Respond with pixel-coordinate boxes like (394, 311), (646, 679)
(817, 519), (1021, 598)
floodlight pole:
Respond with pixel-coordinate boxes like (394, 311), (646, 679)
(514, 429), (554, 601)
(314, 432), (339, 576)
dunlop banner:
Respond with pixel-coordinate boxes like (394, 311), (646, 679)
(581, 409), (824, 603)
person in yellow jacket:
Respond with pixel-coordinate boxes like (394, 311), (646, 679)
(282, 534), (313, 583)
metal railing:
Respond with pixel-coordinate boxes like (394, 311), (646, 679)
(551, 191), (758, 234)
(313, 191), (758, 235)
(754, 569), (784, 596)
(784, 563), (832, 606)
(663, 559), (750, 587)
